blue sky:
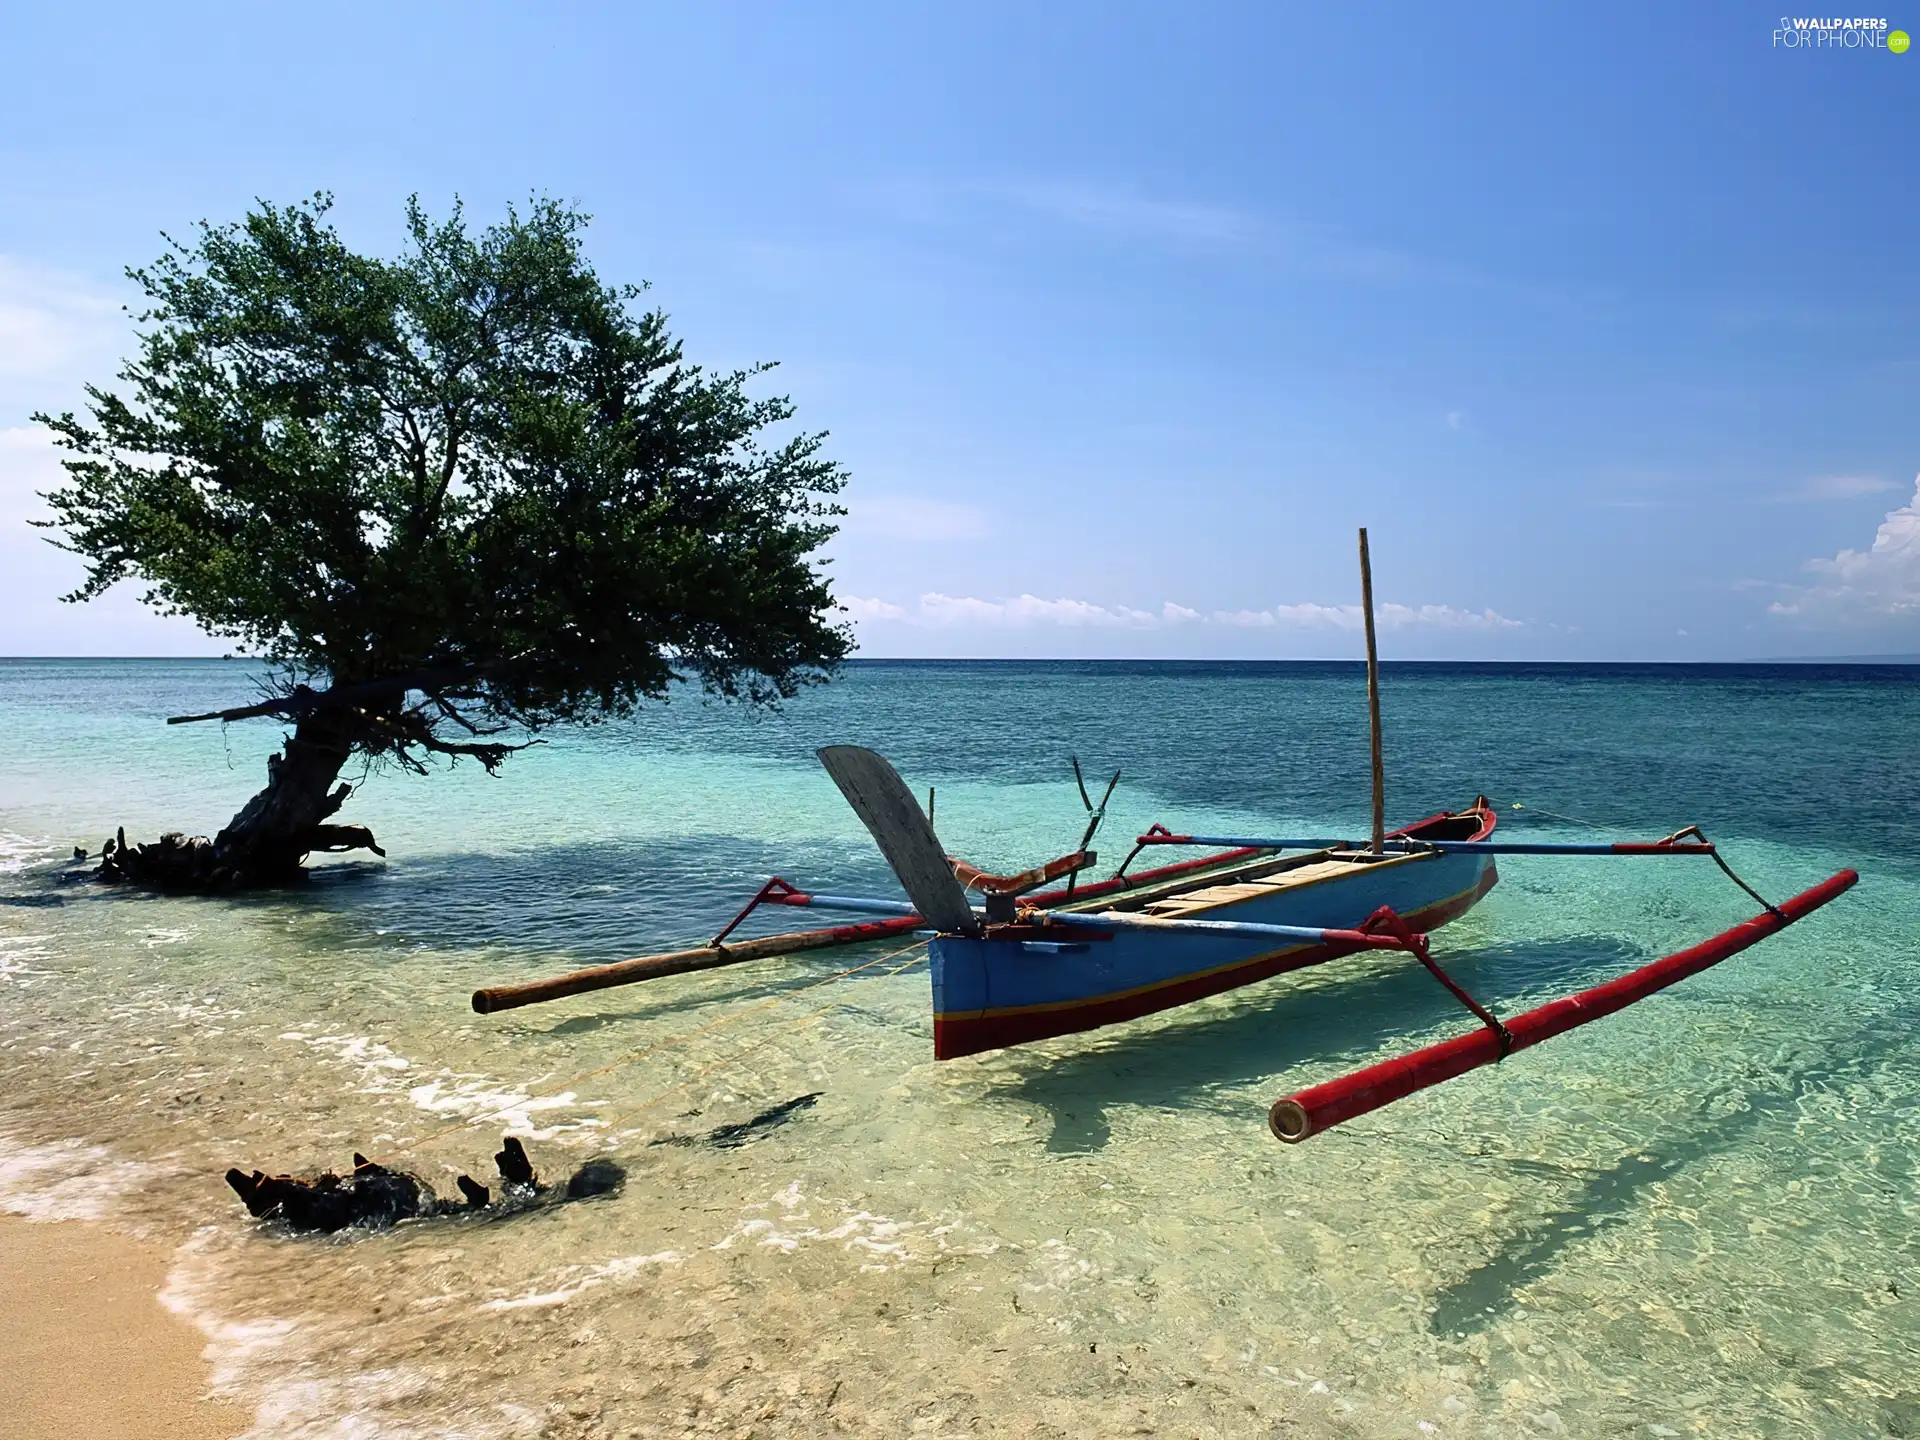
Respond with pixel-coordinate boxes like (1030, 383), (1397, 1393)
(1, 2), (1914, 659)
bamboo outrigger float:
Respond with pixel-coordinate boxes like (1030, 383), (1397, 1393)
(473, 529), (1858, 1141)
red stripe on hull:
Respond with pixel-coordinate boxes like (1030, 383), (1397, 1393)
(933, 863), (1499, 1060)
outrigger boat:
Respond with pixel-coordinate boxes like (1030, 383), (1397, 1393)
(816, 745), (1502, 1062)
(474, 531), (1857, 1141)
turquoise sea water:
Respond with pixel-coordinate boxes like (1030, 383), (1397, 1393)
(1, 658), (1916, 1438)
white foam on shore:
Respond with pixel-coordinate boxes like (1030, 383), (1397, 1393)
(0, 831), (48, 874)
(406, 1076), (606, 1140)
(0, 1135), (160, 1221)
(0, 932), (53, 984)
(475, 1250), (683, 1312)
(710, 1179), (980, 1274)
(163, 1227), (546, 1439)
(277, 1029), (414, 1091)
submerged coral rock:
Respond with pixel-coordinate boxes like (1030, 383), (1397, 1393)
(566, 1158), (627, 1199)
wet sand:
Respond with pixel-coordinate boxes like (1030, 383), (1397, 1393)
(0, 1214), (245, 1440)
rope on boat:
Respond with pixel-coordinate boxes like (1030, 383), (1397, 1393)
(1498, 798), (1612, 831)
(365, 936), (930, 1168)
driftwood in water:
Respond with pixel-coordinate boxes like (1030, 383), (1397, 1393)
(226, 1136), (623, 1235)
(648, 1092), (823, 1150)
(222, 1091), (822, 1236)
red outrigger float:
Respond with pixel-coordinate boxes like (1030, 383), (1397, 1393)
(1265, 867), (1857, 1142)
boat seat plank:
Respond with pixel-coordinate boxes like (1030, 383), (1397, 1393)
(1142, 858), (1414, 915)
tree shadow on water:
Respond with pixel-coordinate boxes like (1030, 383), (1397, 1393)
(45, 835), (899, 962)
(996, 935), (1649, 1154)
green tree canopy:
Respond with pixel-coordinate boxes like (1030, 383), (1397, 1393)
(36, 194), (851, 887)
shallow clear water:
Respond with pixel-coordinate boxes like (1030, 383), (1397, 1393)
(2, 658), (1916, 1438)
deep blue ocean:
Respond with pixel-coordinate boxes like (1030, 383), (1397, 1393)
(1, 658), (1916, 1437)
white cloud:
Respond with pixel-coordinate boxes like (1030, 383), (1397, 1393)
(1769, 475), (1920, 621)
(835, 595), (909, 623)
(0, 425), (61, 527)
(1760, 474), (1898, 504)
(0, 255), (218, 657)
(839, 593), (1174, 630)
(843, 494), (991, 541)
(1280, 602), (1362, 628)
(918, 593), (1161, 628)
(0, 425), (218, 655)
(841, 592), (1521, 633)
(998, 181), (1255, 248)
(0, 259), (213, 654)
(1445, 410), (1469, 432)
(1381, 603), (1524, 631)
(1213, 608), (1277, 628)
(1211, 601), (1520, 632)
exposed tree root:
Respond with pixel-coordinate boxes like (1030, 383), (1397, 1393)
(95, 821), (385, 892)
(94, 709), (387, 892)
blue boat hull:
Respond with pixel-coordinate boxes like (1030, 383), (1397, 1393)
(931, 811), (1498, 1059)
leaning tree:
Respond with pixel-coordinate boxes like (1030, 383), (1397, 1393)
(35, 194), (850, 890)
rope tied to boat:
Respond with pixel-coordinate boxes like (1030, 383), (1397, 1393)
(1362, 904), (1515, 1058)
(1499, 798), (1611, 830)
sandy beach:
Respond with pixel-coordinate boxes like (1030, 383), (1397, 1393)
(0, 1213), (245, 1439)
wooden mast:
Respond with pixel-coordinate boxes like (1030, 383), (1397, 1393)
(1358, 527), (1385, 854)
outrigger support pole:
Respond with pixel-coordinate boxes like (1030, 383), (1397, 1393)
(1359, 903), (1514, 1056)
(1035, 908), (1423, 951)
(1131, 832), (1721, 856)
(470, 911), (928, 1014)
(470, 843), (1290, 1016)
(1266, 867), (1859, 1143)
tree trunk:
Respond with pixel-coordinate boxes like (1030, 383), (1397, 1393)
(98, 712), (385, 891)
